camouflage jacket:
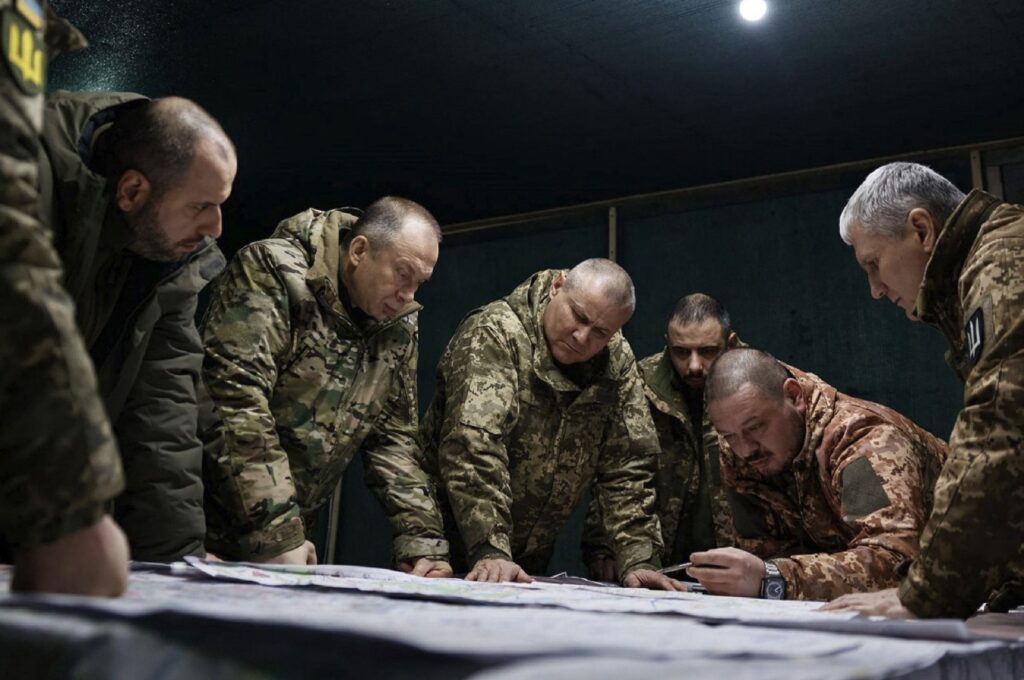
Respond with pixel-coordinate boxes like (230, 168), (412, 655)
(37, 90), (224, 562)
(901, 190), (1024, 618)
(582, 349), (734, 568)
(0, 3), (123, 548)
(420, 269), (663, 577)
(201, 208), (447, 562)
(721, 365), (947, 600)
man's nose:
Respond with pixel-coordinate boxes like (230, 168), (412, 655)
(688, 352), (702, 373)
(868, 272), (886, 300)
(200, 206), (223, 240)
(572, 326), (590, 345)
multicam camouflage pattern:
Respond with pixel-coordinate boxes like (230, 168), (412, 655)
(201, 208), (448, 562)
(900, 190), (1024, 618)
(419, 269), (663, 577)
(0, 2), (123, 548)
(721, 365), (947, 600)
(582, 349), (735, 570)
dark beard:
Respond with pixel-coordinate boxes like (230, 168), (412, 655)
(128, 200), (178, 262)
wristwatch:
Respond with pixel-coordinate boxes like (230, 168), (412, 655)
(760, 561), (786, 600)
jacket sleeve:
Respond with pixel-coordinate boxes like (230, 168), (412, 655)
(593, 360), (664, 577)
(721, 444), (802, 559)
(112, 272), (214, 562)
(900, 238), (1024, 618)
(772, 426), (934, 600)
(360, 320), (449, 564)
(580, 495), (614, 568)
(201, 245), (304, 560)
(435, 323), (519, 566)
(0, 73), (123, 548)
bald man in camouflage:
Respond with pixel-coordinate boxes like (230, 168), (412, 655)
(420, 259), (683, 590)
(687, 349), (946, 601)
(201, 198), (450, 576)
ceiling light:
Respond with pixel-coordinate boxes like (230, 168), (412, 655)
(739, 0), (768, 22)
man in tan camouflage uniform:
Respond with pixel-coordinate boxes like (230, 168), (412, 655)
(0, 0), (127, 595)
(828, 163), (1024, 618)
(583, 293), (738, 581)
(202, 197), (451, 576)
(420, 259), (685, 589)
(686, 348), (946, 601)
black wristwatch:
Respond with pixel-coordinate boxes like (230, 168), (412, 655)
(760, 561), (786, 600)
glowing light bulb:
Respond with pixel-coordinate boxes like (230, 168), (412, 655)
(739, 0), (768, 22)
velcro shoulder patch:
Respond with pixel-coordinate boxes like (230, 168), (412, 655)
(965, 306), (986, 365)
(841, 456), (891, 520)
(2, 5), (45, 95)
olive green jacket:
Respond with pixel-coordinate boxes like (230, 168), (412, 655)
(420, 269), (663, 577)
(201, 208), (447, 562)
(38, 90), (224, 561)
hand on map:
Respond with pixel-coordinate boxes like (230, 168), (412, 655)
(466, 558), (533, 583)
(622, 568), (689, 591)
(265, 540), (318, 565)
(821, 587), (913, 618)
(399, 557), (454, 578)
(686, 547), (763, 597)
(587, 556), (618, 582)
(12, 515), (129, 597)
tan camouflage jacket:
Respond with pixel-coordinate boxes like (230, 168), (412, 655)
(582, 349), (734, 569)
(0, 4), (124, 549)
(419, 269), (663, 577)
(201, 208), (447, 562)
(901, 190), (1024, 618)
(721, 365), (947, 600)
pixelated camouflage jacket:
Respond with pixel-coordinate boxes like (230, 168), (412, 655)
(201, 208), (448, 562)
(582, 349), (735, 569)
(720, 365), (948, 600)
(900, 190), (1024, 618)
(419, 269), (663, 577)
(37, 90), (224, 562)
(0, 3), (124, 548)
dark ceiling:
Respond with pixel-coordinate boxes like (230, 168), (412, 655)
(49, 0), (1024, 247)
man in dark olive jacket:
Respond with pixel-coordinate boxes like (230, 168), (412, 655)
(38, 90), (237, 561)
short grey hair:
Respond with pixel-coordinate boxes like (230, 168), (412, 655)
(705, 348), (789, 407)
(839, 162), (965, 244)
(564, 258), (636, 311)
(342, 196), (441, 250)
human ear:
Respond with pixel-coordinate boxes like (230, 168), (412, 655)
(115, 170), (150, 214)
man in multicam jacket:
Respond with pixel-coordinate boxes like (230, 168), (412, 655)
(829, 163), (1024, 618)
(420, 259), (685, 590)
(582, 293), (738, 581)
(201, 197), (451, 575)
(686, 348), (946, 601)
(0, 0), (128, 595)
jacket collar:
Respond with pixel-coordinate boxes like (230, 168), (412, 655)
(915, 189), (1001, 336)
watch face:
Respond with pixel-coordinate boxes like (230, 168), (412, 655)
(765, 579), (785, 600)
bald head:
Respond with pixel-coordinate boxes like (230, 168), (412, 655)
(705, 348), (789, 407)
(101, 96), (235, 199)
(342, 196), (441, 251)
(563, 258), (636, 312)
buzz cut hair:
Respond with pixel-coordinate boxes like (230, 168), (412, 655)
(839, 162), (966, 244)
(102, 96), (234, 200)
(705, 347), (789, 407)
(669, 293), (731, 338)
(564, 258), (636, 311)
(342, 196), (441, 250)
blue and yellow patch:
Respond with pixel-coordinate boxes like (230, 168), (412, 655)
(1, 4), (44, 95)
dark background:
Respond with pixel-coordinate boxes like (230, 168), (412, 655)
(49, 0), (1024, 573)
